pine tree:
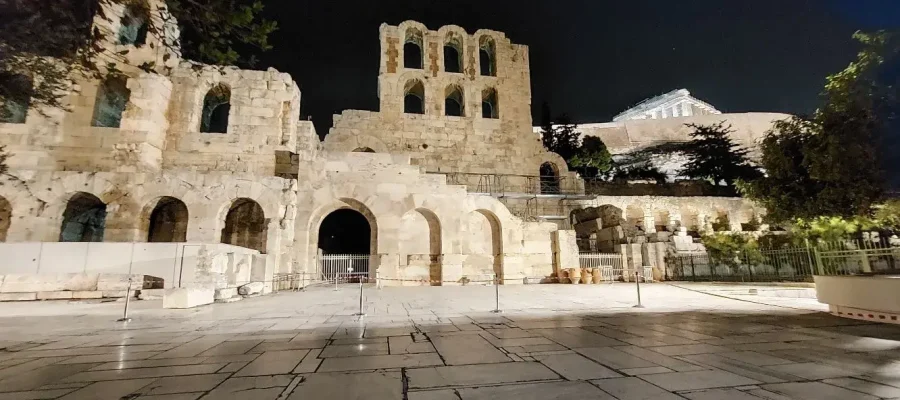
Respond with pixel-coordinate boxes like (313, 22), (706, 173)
(680, 122), (762, 187)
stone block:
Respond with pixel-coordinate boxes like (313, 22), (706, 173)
(0, 273), (99, 293)
(72, 291), (103, 299)
(238, 282), (264, 296)
(37, 291), (74, 300)
(96, 274), (143, 291)
(163, 287), (215, 309)
(215, 288), (238, 300)
(102, 291), (128, 298)
(0, 292), (37, 301)
(137, 289), (165, 300)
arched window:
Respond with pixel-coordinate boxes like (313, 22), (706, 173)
(444, 84), (464, 117)
(147, 197), (188, 242)
(221, 198), (267, 253)
(404, 28), (423, 69)
(352, 147), (376, 153)
(482, 87), (498, 119)
(404, 79), (425, 114)
(444, 35), (463, 73)
(60, 193), (106, 242)
(201, 84), (230, 133)
(91, 77), (130, 128)
(118, 2), (149, 46)
(0, 73), (31, 124)
(540, 162), (561, 194)
(479, 36), (496, 76)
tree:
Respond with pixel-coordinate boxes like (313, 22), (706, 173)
(679, 122), (762, 187)
(743, 31), (898, 223)
(570, 136), (613, 177)
(0, 0), (277, 113)
(540, 105), (581, 162)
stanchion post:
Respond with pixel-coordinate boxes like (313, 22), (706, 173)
(117, 276), (133, 322)
(490, 274), (502, 313)
(354, 277), (366, 316)
(633, 271), (644, 308)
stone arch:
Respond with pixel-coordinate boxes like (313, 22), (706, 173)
(0, 73), (31, 124)
(478, 35), (496, 76)
(60, 192), (107, 242)
(653, 208), (672, 232)
(200, 83), (231, 133)
(444, 83), (464, 117)
(403, 26), (424, 69)
(404, 78), (425, 114)
(463, 209), (504, 283)
(738, 205), (760, 231)
(679, 207), (700, 235)
(400, 208), (443, 285)
(539, 162), (561, 194)
(142, 196), (188, 242)
(221, 198), (268, 253)
(712, 208), (730, 232)
(353, 147), (376, 153)
(625, 204), (644, 232)
(481, 87), (498, 119)
(341, 134), (389, 154)
(91, 76), (130, 128)
(308, 198), (379, 260)
(118, 1), (150, 46)
(0, 196), (10, 242)
(443, 32), (463, 73)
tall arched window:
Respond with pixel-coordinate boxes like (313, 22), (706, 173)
(118, 2), (149, 46)
(201, 84), (231, 133)
(221, 198), (267, 253)
(0, 73), (31, 124)
(404, 79), (425, 114)
(404, 28), (423, 69)
(60, 193), (106, 242)
(444, 35), (463, 73)
(91, 77), (130, 128)
(540, 162), (561, 195)
(482, 87), (498, 119)
(444, 84), (464, 117)
(479, 36), (496, 76)
(147, 197), (188, 242)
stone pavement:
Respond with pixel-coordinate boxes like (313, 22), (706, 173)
(1, 283), (900, 399)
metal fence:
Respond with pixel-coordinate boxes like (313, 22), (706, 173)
(666, 239), (900, 282)
(318, 254), (371, 282)
(578, 253), (626, 281)
(439, 172), (584, 196)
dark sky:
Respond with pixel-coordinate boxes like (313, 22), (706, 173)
(258, 0), (900, 137)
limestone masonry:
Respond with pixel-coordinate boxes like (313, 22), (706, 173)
(0, 1), (778, 307)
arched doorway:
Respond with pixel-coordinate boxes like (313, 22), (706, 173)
(463, 210), (503, 284)
(147, 197), (188, 242)
(221, 198), (267, 253)
(318, 208), (373, 281)
(60, 193), (106, 242)
(400, 209), (442, 285)
(539, 162), (561, 194)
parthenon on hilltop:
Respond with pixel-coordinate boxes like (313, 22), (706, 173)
(0, 1), (787, 307)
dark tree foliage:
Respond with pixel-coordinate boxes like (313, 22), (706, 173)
(570, 136), (613, 178)
(0, 0), (276, 114)
(540, 103), (581, 162)
(744, 31), (898, 223)
(679, 122), (762, 187)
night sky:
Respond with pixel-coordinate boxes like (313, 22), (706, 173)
(257, 0), (900, 137)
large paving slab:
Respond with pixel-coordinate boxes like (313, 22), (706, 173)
(0, 284), (896, 399)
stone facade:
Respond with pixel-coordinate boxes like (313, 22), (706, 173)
(0, 3), (765, 305)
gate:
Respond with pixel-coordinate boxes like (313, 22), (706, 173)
(578, 253), (624, 281)
(318, 254), (370, 282)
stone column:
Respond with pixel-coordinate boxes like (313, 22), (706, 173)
(552, 230), (579, 277)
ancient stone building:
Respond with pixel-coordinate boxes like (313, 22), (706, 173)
(0, 3), (764, 307)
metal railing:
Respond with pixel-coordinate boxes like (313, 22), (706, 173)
(666, 239), (900, 282)
(439, 172), (584, 196)
(318, 254), (371, 282)
(578, 253), (625, 281)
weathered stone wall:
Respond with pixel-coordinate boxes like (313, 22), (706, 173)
(323, 21), (569, 180)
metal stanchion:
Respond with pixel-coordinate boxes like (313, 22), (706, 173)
(633, 271), (644, 308)
(490, 274), (502, 313)
(300, 272), (306, 291)
(334, 271), (339, 291)
(117, 276), (133, 322)
(354, 277), (366, 317)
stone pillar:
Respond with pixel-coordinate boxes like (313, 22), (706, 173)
(643, 214), (656, 233)
(728, 212), (743, 232)
(552, 230), (579, 277)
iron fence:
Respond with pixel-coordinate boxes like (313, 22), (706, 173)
(318, 254), (371, 282)
(578, 253), (625, 281)
(439, 172), (583, 196)
(666, 239), (900, 282)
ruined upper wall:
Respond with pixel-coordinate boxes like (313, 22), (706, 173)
(0, 0), (311, 177)
(325, 21), (569, 178)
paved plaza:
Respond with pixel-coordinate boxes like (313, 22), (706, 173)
(1, 283), (899, 399)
